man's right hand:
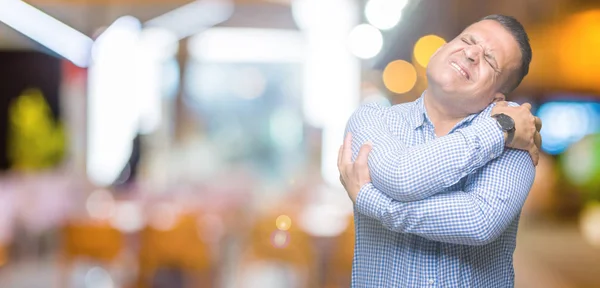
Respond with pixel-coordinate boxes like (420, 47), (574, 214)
(491, 101), (542, 165)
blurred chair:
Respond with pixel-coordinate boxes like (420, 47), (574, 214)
(137, 213), (213, 288)
(60, 220), (124, 287)
(236, 210), (318, 288)
(324, 214), (355, 288)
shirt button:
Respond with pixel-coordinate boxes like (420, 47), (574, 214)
(428, 279), (435, 284)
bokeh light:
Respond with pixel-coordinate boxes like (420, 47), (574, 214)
(562, 134), (600, 193)
(537, 102), (600, 155)
(580, 202), (600, 248)
(382, 60), (417, 94)
(347, 24), (383, 59)
(271, 230), (290, 248)
(364, 0), (408, 30)
(556, 10), (600, 90)
(84, 266), (115, 288)
(413, 34), (446, 67)
(275, 215), (292, 231)
(148, 203), (179, 231)
(86, 189), (115, 220)
(109, 201), (144, 233)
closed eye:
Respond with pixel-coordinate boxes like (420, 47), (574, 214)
(462, 36), (500, 72)
(485, 54), (500, 72)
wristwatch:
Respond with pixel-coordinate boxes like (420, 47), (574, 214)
(491, 113), (515, 145)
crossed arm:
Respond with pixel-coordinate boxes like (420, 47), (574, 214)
(342, 102), (536, 245)
(345, 102), (507, 202)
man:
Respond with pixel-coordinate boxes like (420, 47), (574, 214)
(337, 15), (540, 287)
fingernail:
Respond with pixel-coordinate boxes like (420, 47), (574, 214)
(366, 141), (373, 146)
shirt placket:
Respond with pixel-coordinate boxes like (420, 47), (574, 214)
(423, 122), (439, 287)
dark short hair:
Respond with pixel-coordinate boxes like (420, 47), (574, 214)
(480, 14), (532, 94)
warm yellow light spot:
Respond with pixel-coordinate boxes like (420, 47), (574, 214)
(413, 34), (446, 67)
(556, 10), (600, 90)
(382, 60), (417, 94)
(276, 215), (292, 231)
(580, 202), (600, 248)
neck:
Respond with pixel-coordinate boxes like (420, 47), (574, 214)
(423, 90), (468, 136)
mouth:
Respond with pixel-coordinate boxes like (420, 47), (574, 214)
(450, 61), (470, 80)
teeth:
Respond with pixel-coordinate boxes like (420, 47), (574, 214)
(451, 62), (468, 79)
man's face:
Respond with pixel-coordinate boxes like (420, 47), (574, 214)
(426, 20), (522, 114)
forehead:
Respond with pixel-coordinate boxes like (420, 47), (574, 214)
(461, 20), (521, 68)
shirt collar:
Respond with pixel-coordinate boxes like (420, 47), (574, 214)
(409, 94), (428, 130)
(409, 91), (485, 130)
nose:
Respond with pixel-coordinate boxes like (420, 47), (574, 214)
(463, 45), (482, 65)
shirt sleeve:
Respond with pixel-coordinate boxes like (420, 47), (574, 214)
(345, 102), (505, 202)
(354, 148), (535, 246)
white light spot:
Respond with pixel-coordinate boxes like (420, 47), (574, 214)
(347, 24), (383, 59)
(365, 0), (408, 30)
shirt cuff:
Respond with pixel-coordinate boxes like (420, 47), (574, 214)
(355, 183), (393, 220)
(459, 116), (505, 163)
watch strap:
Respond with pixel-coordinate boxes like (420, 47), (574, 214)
(506, 128), (515, 145)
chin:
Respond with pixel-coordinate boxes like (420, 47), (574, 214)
(428, 73), (461, 94)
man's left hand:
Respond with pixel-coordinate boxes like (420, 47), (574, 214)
(337, 132), (373, 204)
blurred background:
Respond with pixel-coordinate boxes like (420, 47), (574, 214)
(0, 0), (599, 287)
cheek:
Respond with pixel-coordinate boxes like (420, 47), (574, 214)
(479, 68), (498, 89)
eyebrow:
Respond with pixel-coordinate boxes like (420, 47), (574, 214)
(464, 33), (500, 72)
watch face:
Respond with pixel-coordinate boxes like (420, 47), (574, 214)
(496, 114), (515, 131)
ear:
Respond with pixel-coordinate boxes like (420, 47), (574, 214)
(492, 92), (506, 102)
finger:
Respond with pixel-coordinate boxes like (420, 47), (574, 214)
(355, 142), (373, 169)
(342, 132), (353, 163)
(521, 103), (532, 111)
(534, 131), (542, 150)
(337, 145), (343, 169)
(339, 174), (346, 188)
(529, 145), (539, 166)
(535, 116), (542, 132)
(495, 101), (509, 107)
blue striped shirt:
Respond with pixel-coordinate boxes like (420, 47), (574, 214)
(345, 95), (535, 287)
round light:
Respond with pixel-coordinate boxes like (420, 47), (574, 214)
(382, 60), (417, 94)
(86, 189), (115, 220)
(413, 35), (446, 67)
(271, 230), (290, 248)
(85, 267), (115, 288)
(562, 134), (600, 192)
(364, 0), (408, 30)
(348, 24), (383, 59)
(275, 215), (292, 231)
(109, 201), (144, 233)
(580, 202), (600, 248)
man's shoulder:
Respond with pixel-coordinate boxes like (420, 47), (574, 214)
(470, 101), (521, 123)
(390, 100), (418, 114)
(346, 100), (415, 132)
(351, 100), (416, 121)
